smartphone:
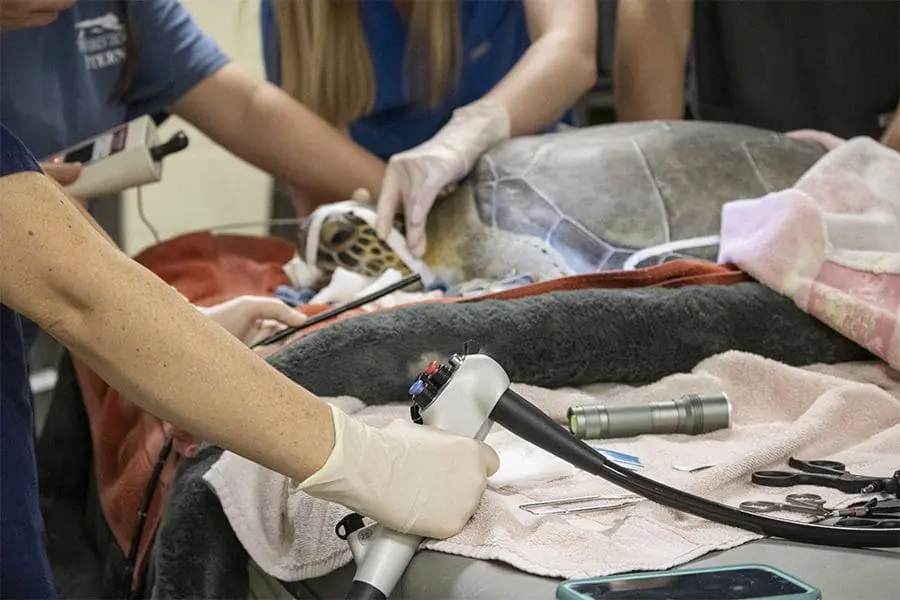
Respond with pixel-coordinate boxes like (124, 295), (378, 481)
(556, 564), (821, 600)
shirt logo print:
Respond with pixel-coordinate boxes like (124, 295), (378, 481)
(74, 12), (127, 71)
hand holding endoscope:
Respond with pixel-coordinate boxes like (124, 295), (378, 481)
(340, 351), (507, 600)
(342, 346), (899, 600)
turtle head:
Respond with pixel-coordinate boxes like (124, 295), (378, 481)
(296, 203), (413, 280)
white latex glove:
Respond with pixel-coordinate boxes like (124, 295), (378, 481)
(375, 100), (510, 257)
(198, 295), (307, 350)
(292, 404), (500, 539)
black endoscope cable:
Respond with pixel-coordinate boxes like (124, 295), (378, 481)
(250, 272), (423, 349)
(125, 433), (175, 599)
(491, 389), (899, 549)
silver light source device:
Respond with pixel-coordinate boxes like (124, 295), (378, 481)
(567, 393), (732, 440)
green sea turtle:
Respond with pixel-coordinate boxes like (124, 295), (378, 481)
(298, 120), (827, 285)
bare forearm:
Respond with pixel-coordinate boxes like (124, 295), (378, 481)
(1, 172), (335, 482)
(881, 108), (900, 152)
(484, 33), (597, 136)
(173, 65), (386, 205)
(614, 0), (693, 121)
(486, 0), (597, 136)
(44, 176), (118, 246)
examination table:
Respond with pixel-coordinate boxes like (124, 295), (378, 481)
(249, 541), (899, 599)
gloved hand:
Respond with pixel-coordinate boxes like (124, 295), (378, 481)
(375, 100), (510, 257)
(198, 295), (307, 351)
(292, 404), (500, 539)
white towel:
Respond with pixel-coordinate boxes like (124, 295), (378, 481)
(204, 352), (900, 582)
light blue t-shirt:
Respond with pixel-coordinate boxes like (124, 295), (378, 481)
(260, 0), (567, 160)
(0, 0), (230, 159)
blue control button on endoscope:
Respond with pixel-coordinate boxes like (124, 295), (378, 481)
(408, 380), (425, 396)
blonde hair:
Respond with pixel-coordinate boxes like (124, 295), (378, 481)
(273, 0), (461, 127)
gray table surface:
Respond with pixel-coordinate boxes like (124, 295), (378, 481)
(253, 540), (900, 600)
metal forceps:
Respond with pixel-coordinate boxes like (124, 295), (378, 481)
(519, 494), (643, 515)
(739, 493), (831, 517)
(751, 457), (898, 494)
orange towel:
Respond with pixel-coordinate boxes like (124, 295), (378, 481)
(72, 231), (748, 587)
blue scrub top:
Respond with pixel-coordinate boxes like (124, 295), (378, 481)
(0, 125), (57, 599)
(260, 0), (562, 160)
(0, 0), (229, 160)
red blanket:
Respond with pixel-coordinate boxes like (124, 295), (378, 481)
(72, 231), (749, 584)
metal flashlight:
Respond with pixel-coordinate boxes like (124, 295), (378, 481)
(566, 393), (732, 440)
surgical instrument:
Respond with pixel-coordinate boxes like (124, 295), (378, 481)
(739, 493), (831, 517)
(519, 494), (643, 515)
(751, 457), (900, 495)
(250, 271), (422, 348)
(821, 497), (900, 528)
(673, 463), (717, 473)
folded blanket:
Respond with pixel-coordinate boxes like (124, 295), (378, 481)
(275, 258), (750, 343)
(149, 282), (872, 598)
(204, 351), (900, 581)
(719, 137), (900, 368)
(267, 282), (871, 404)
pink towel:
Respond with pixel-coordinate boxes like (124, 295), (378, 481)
(718, 137), (900, 368)
(786, 129), (847, 151)
(203, 352), (900, 582)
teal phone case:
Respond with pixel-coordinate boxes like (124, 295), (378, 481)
(556, 564), (821, 600)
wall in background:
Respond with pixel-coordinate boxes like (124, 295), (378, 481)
(120, 0), (272, 256)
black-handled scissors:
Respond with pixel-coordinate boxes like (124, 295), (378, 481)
(815, 498), (900, 529)
(751, 457), (898, 494)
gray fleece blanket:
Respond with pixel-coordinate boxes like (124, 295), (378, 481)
(144, 281), (871, 599)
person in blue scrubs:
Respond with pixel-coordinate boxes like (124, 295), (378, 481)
(1, 0), (384, 197)
(1, 0), (390, 353)
(0, 121), (498, 598)
(0, 133), (59, 600)
(260, 0), (599, 256)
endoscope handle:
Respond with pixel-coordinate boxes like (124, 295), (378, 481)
(346, 529), (422, 600)
(346, 353), (508, 600)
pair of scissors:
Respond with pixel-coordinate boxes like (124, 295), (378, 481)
(751, 457), (897, 494)
(815, 498), (900, 529)
(836, 497), (900, 528)
(740, 493), (831, 517)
